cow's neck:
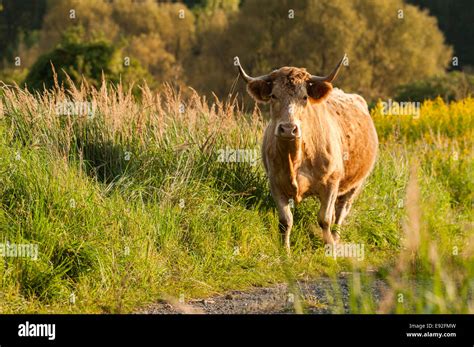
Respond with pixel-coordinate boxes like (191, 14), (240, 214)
(274, 138), (303, 198)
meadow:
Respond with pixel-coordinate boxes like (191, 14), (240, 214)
(0, 80), (472, 313)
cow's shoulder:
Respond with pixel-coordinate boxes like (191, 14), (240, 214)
(326, 88), (369, 115)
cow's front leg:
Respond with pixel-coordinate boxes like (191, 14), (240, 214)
(271, 189), (293, 252)
(318, 181), (339, 245)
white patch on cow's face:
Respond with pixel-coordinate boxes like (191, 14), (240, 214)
(270, 82), (309, 139)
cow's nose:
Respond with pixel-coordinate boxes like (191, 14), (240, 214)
(277, 122), (300, 139)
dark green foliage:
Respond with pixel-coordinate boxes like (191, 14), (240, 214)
(0, 0), (47, 68)
(23, 26), (149, 91)
(408, 0), (474, 69)
(394, 72), (474, 102)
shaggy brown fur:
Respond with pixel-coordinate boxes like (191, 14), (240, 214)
(244, 66), (378, 250)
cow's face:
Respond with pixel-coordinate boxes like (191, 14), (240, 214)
(247, 68), (333, 139)
(237, 56), (345, 140)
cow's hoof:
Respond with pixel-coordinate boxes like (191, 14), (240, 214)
(331, 225), (342, 244)
(322, 231), (335, 245)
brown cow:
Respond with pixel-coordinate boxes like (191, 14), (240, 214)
(236, 55), (378, 250)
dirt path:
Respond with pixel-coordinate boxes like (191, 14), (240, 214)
(137, 273), (388, 314)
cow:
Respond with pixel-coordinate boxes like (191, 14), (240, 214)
(236, 55), (378, 251)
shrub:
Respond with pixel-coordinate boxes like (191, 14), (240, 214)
(394, 71), (474, 102)
(23, 26), (151, 91)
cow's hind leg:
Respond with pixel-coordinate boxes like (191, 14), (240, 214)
(333, 184), (362, 242)
(318, 181), (339, 245)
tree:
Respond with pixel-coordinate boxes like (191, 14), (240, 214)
(407, 0), (474, 70)
(23, 26), (150, 91)
(187, 0), (452, 101)
(126, 33), (177, 84)
(38, 0), (119, 54)
(36, 0), (195, 87)
(0, 0), (47, 68)
(352, 0), (452, 100)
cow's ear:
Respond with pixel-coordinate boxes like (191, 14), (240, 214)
(247, 80), (272, 103)
(307, 81), (333, 103)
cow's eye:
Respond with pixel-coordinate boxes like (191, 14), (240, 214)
(303, 95), (308, 101)
(270, 94), (277, 100)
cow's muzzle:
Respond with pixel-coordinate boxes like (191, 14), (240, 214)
(276, 122), (301, 140)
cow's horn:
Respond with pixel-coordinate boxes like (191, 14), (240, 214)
(310, 54), (347, 83)
(235, 57), (272, 83)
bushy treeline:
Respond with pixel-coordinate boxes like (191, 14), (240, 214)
(1, 0), (473, 101)
(407, 0), (474, 68)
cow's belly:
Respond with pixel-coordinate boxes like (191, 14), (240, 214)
(338, 165), (369, 194)
(339, 138), (378, 194)
(295, 144), (377, 198)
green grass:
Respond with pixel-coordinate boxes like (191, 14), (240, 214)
(0, 83), (472, 313)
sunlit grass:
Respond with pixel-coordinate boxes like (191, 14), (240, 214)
(0, 81), (472, 313)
